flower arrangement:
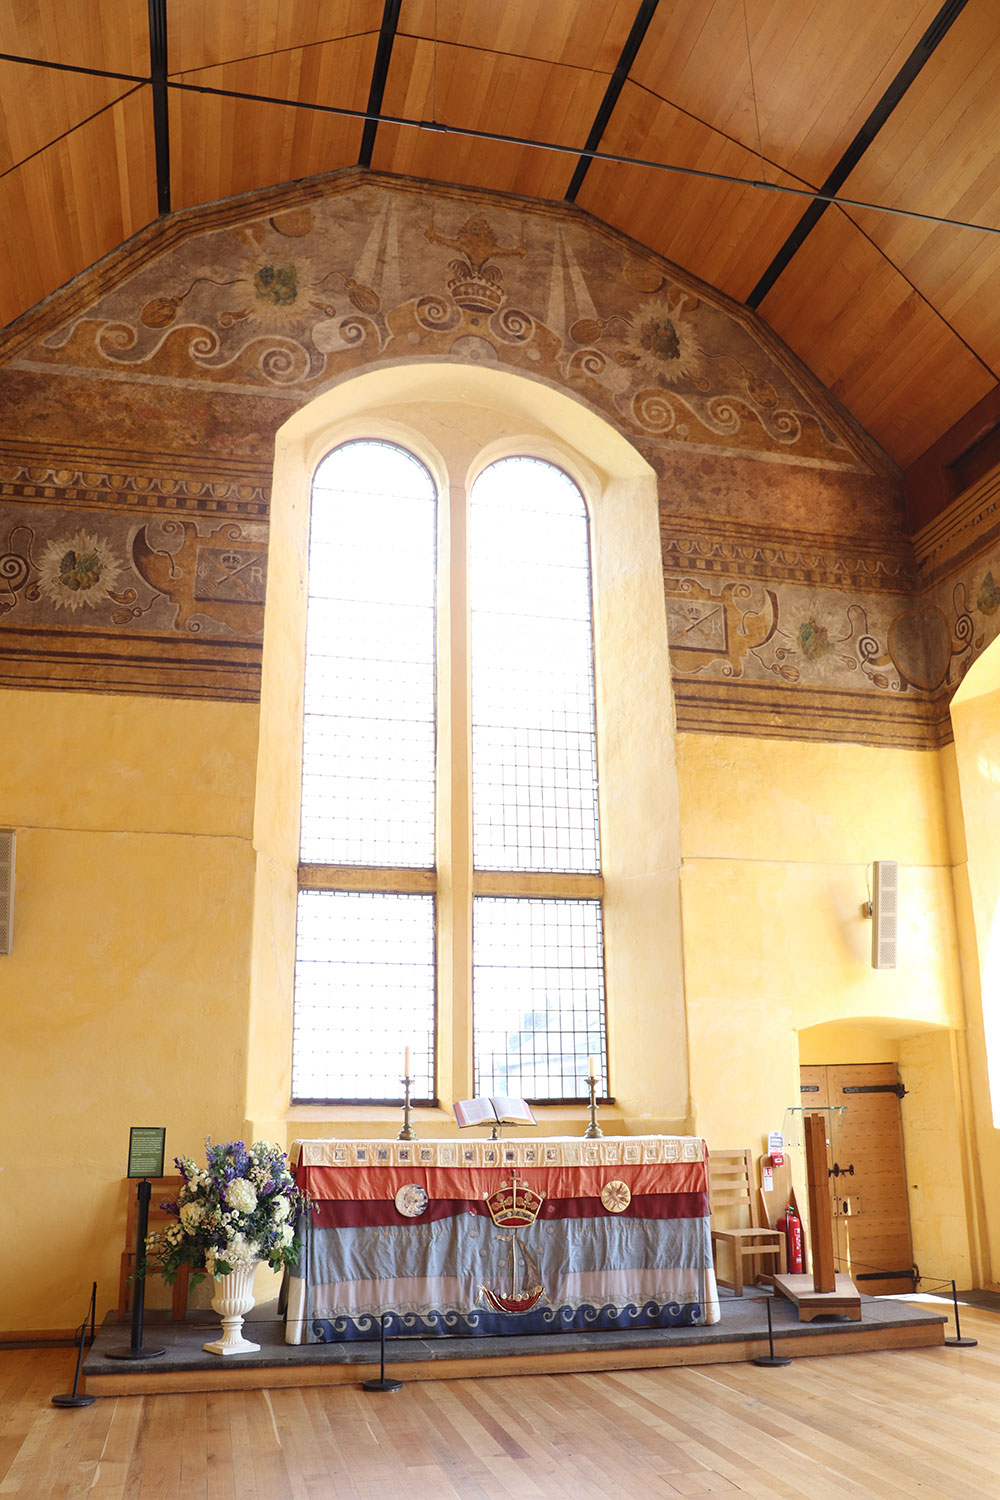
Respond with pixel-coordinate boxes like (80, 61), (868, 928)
(146, 1138), (311, 1285)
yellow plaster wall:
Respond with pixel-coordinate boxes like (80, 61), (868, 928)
(898, 1029), (978, 1287)
(948, 675), (1000, 1277)
(0, 689), (259, 1331)
(798, 1023), (900, 1065)
(677, 731), (977, 1275)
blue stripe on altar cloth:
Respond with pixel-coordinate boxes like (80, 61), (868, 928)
(285, 1208), (721, 1342)
(309, 1298), (708, 1342)
(308, 1210), (711, 1287)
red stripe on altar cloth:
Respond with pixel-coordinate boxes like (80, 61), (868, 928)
(310, 1190), (709, 1229)
(298, 1158), (707, 1204)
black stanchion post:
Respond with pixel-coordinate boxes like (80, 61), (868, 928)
(362, 1312), (403, 1392)
(752, 1294), (791, 1368)
(52, 1283), (98, 1408)
(944, 1279), (978, 1348)
(107, 1178), (166, 1361)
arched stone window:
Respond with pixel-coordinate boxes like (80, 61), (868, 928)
(250, 365), (686, 1136)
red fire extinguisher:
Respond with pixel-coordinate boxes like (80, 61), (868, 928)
(782, 1203), (804, 1273)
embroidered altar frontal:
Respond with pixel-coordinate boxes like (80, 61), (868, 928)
(286, 1136), (720, 1343)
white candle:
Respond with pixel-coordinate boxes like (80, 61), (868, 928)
(404, 1046), (411, 1077)
(588, 1056), (596, 1079)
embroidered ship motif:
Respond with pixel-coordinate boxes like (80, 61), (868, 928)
(480, 1172), (546, 1314)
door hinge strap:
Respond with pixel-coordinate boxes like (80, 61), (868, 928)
(841, 1083), (907, 1099)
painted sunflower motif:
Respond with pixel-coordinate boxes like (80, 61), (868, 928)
(37, 531), (122, 612)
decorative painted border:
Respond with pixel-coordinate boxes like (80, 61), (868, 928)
(291, 1135), (706, 1169)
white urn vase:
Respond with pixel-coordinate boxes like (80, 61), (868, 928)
(203, 1261), (261, 1356)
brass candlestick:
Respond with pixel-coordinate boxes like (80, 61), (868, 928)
(398, 1074), (417, 1141)
(584, 1068), (603, 1139)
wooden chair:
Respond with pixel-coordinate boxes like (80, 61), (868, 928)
(709, 1148), (786, 1295)
(118, 1176), (191, 1320)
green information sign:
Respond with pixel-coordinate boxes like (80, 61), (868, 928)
(127, 1126), (166, 1179)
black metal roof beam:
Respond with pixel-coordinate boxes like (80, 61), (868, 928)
(148, 0), (170, 215)
(564, 0), (660, 203)
(746, 0), (970, 309)
(359, 0), (402, 168)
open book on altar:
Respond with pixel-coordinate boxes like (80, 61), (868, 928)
(453, 1096), (537, 1129)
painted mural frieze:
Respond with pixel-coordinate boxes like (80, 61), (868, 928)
(10, 169), (999, 741)
(0, 509), (266, 635)
(0, 439), (270, 521)
(7, 176), (872, 474)
(660, 515), (915, 593)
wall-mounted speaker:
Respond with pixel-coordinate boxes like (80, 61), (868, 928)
(871, 859), (898, 970)
(0, 830), (14, 955)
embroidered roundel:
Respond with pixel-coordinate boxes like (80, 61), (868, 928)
(394, 1183), (429, 1218)
(601, 1180), (631, 1214)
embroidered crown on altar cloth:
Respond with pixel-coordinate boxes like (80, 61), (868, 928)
(484, 1172), (545, 1228)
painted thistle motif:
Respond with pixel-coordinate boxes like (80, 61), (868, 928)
(978, 570), (1000, 616)
(613, 298), (705, 387)
(37, 531), (121, 612)
(253, 263), (298, 307)
(797, 618), (833, 659)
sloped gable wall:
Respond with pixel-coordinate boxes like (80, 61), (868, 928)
(0, 167), (984, 748)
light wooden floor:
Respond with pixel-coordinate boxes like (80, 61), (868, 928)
(3, 1305), (999, 1499)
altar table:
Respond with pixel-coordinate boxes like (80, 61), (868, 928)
(286, 1135), (720, 1343)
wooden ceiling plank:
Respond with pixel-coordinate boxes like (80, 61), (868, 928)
(20, 157), (67, 309)
(0, 77), (15, 174)
(0, 58), (133, 173)
(376, 35), (607, 196)
(845, 201), (1000, 370)
(578, 83), (809, 301)
(398, 0), (637, 72)
(168, 33), (375, 209)
(632, 0), (944, 193)
(112, 88), (158, 236)
(838, 11), (1000, 257)
(759, 210), (993, 463)
(167, 0), (207, 73)
(166, 0), (379, 75)
(746, 0), (970, 308)
(0, 0), (148, 76)
(0, 171), (50, 325)
(564, 0), (660, 203)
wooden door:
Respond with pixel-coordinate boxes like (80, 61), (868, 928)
(799, 1063), (915, 1296)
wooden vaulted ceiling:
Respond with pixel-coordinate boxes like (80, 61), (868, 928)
(2, 0), (1000, 484)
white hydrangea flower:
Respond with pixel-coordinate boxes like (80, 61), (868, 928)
(227, 1179), (258, 1214)
(225, 1232), (258, 1266)
(276, 1222), (294, 1248)
(179, 1202), (204, 1232)
(272, 1195), (291, 1222)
